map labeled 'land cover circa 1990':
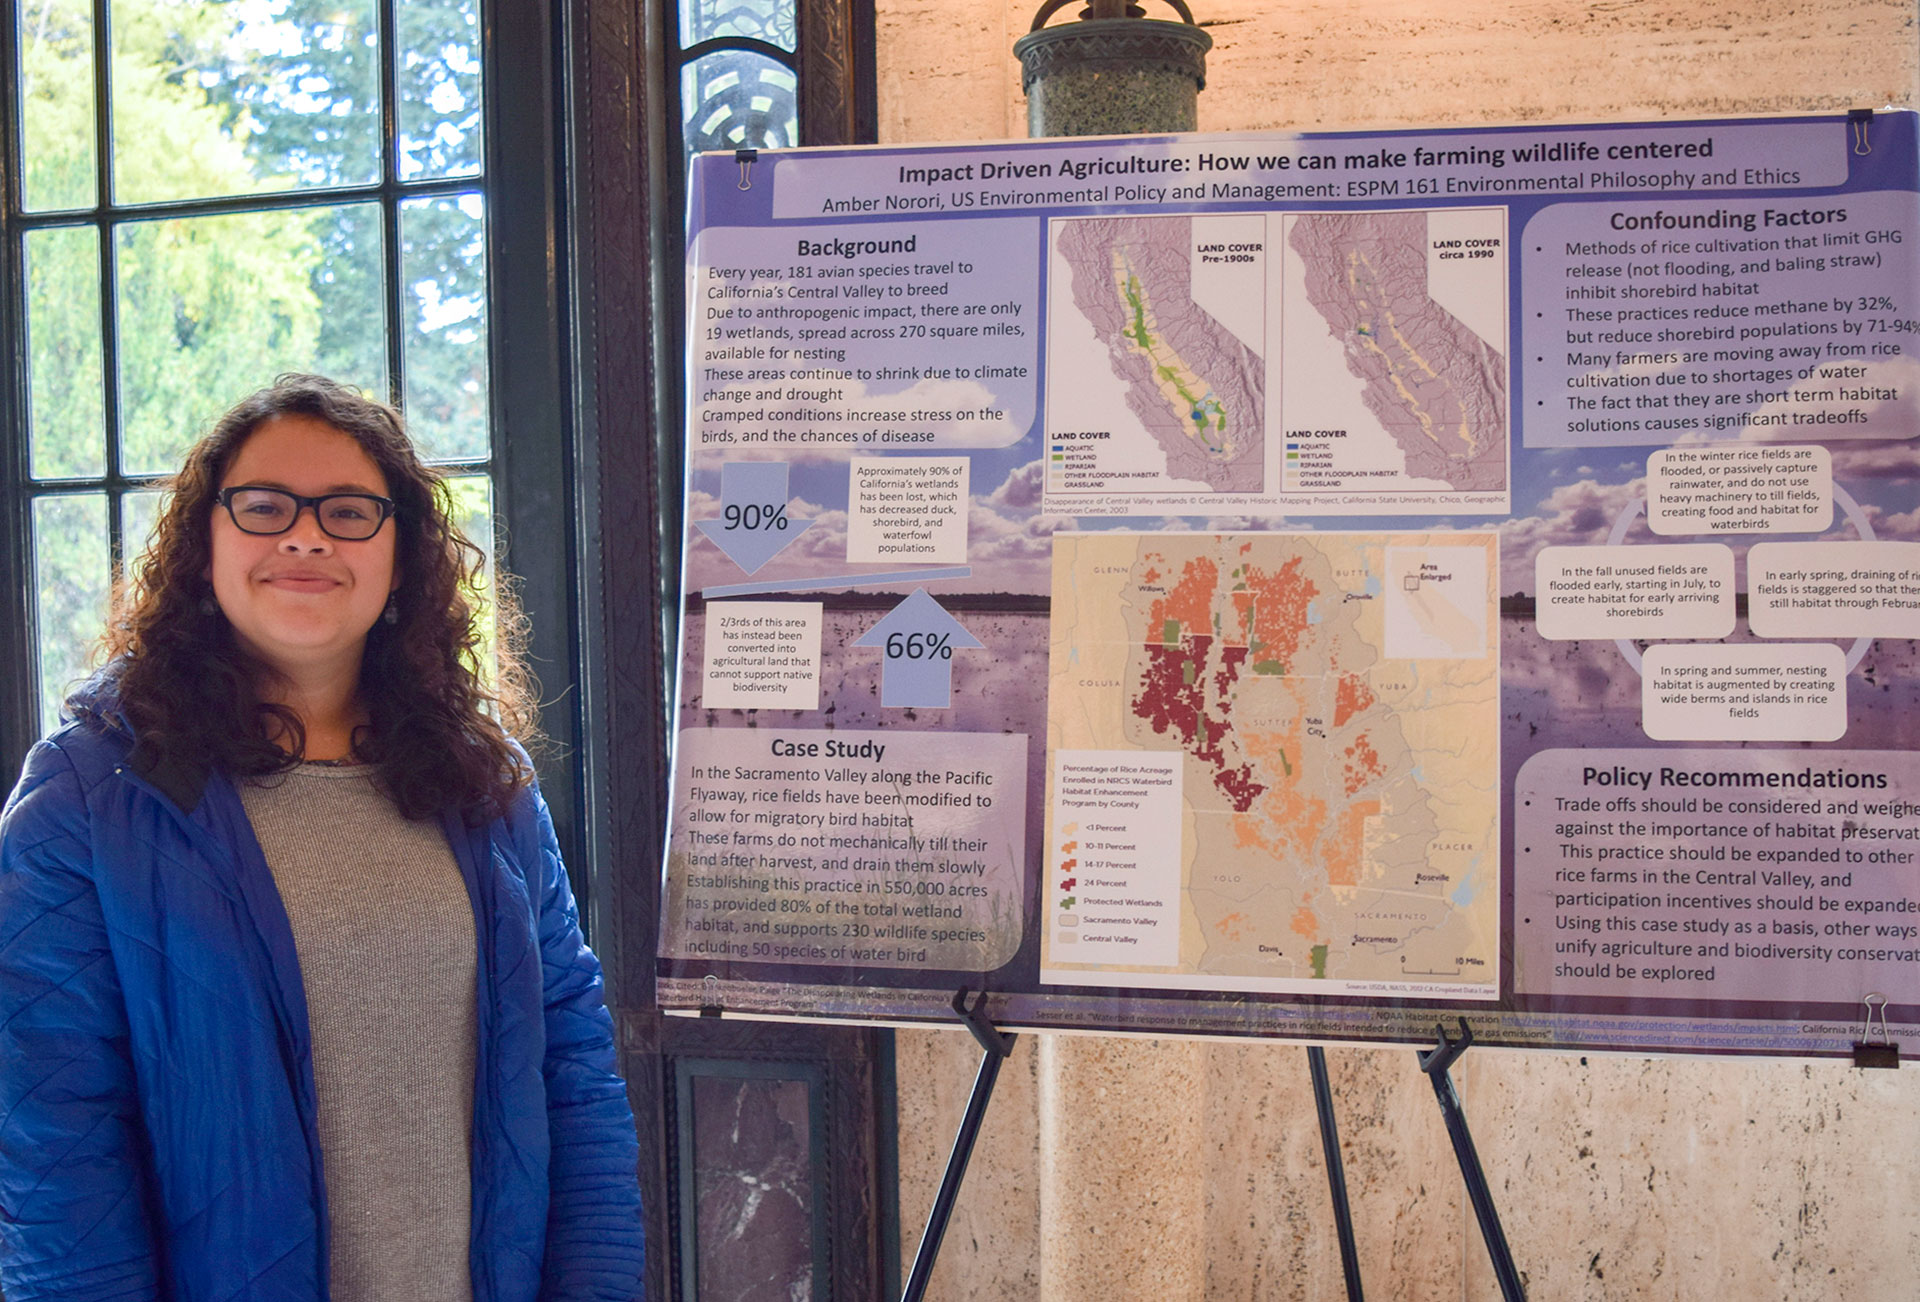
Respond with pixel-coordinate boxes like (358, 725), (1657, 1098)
(1285, 211), (1508, 494)
(1045, 532), (1501, 998)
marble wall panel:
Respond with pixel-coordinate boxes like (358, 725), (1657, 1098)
(878, 0), (1917, 143)
(1202, 1043), (1464, 1302)
(894, 1029), (1044, 1299)
(1462, 1050), (1920, 1300)
(690, 1074), (816, 1301)
(1039, 1035), (1207, 1302)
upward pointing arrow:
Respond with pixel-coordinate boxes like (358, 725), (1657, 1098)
(693, 462), (814, 575)
(853, 588), (984, 709)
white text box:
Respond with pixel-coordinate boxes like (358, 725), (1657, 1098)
(1641, 643), (1846, 742)
(703, 601), (823, 710)
(1535, 544), (1735, 641)
(1648, 444), (1831, 535)
(1748, 540), (1920, 639)
(847, 457), (970, 563)
(1044, 750), (1184, 969)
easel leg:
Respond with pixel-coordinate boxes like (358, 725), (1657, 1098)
(1307, 1046), (1366, 1301)
(1418, 1020), (1526, 1301)
(901, 989), (1015, 1302)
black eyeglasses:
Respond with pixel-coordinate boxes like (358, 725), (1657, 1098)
(216, 486), (397, 541)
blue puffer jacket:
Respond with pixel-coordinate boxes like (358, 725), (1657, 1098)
(0, 675), (645, 1300)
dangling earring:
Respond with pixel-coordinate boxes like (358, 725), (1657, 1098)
(382, 596), (399, 625)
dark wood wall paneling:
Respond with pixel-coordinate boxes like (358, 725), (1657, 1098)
(565, 2), (886, 1296)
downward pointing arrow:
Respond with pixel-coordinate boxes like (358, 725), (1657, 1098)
(853, 588), (984, 709)
(693, 462), (814, 575)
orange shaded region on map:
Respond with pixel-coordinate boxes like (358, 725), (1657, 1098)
(1333, 673), (1375, 728)
(1230, 590), (1256, 643)
(1147, 555), (1216, 640)
(1240, 558), (1318, 667)
(1291, 904), (1319, 938)
(1343, 733), (1384, 797)
(1230, 719), (1327, 854)
(1327, 799), (1382, 888)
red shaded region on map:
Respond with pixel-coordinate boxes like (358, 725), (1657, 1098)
(1131, 635), (1265, 813)
(1214, 644), (1248, 700)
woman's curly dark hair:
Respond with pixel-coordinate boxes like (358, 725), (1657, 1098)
(89, 374), (540, 822)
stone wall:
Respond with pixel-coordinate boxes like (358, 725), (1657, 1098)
(878, 3), (1920, 1296)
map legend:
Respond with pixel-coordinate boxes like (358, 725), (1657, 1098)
(1280, 429), (1349, 489)
(1044, 752), (1184, 970)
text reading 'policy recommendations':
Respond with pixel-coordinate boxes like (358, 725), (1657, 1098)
(663, 728), (1028, 972)
(1513, 748), (1920, 1006)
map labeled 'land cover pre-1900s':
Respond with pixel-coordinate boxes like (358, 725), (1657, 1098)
(1045, 532), (1500, 998)
(1049, 215), (1266, 494)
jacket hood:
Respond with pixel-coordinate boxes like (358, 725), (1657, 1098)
(64, 662), (209, 815)
(62, 662), (133, 733)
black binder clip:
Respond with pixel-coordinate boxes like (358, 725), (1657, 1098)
(700, 972), (725, 1018)
(1852, 992), (1898, 1068)
(736, 147), (758, 191)
(1848, 109), (1873, 156)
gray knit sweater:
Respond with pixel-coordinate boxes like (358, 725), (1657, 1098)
(240, 764), (477, 1302)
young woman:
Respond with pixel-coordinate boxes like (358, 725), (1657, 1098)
(0, 375), (644, 1300)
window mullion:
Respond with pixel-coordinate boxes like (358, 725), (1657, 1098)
(13, 176), (483, 231)
(93, 0), (124, 601)
(107, 484), (128, 581)
(0, 0), (36, 770)
(90, 0), (120, 491)
(483, 0), (588, 912)
(382, 200), (404, 409)
(89, 0), (109, 206)
(378, 0), (404, 406)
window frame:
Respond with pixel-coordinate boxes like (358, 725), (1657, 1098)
(597, 2), (888, 1296)
(0, 0), (590, 910)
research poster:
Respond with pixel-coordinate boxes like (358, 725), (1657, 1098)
(659, 112), (1920, 1057)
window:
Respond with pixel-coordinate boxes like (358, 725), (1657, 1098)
(675, 0), (800, 157)
(3, 0), (498, 744)
(2, 0), (582, 906)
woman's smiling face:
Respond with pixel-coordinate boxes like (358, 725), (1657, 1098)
(208, 413), (398, 682)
